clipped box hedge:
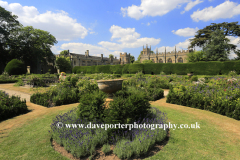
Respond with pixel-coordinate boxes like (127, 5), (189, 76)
(0, 90), (28, 122)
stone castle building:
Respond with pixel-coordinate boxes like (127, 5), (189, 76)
(55, 50), (131, 68)
(140, 44), (195, 63)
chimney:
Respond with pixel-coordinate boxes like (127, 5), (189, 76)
(101, 54), (103, 60)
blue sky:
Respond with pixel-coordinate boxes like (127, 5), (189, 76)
(1, 0), (240, 60)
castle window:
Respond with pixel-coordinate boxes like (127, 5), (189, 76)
(178, 57), (183, 63)
(167, 58), (172, 63)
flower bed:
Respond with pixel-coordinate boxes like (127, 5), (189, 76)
(166, 77), (240, 120)
(30, 81), (80, 107)
(50, 88), (168, 159)
(0, 90), (28, 121)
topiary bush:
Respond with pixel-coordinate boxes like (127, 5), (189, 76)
(104, 89), (151, 127)
(77, 90), (107, 122)
(4, 59), (27, 75)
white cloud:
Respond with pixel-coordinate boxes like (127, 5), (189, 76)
(121, 0), (190, 20)
(51, 46), (61, 55)
(226, 36), (240, 59)
(109, 25), (141, 43)
(191, 1), (240, 22)
(172, 27), (199, 37)
(98, 25), (160, 50)
(59, 43), (122, 58)
(181, 0), (204, 14)
(142, 20), (157, 26)
(0, 0), (88, 41)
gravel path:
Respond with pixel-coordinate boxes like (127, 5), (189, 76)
(0, 88), (31, 102)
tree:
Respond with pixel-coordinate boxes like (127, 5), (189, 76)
(0, 6), (21, 71)
(189, 22), (240, 59)
(130, 55), (135, 63)
(186, 50), (206, 62)
(109, 54), (114, 59)
(202, 29), (231, 61)
(60, 50), (68, 55)
(8, 26), (57, 70)
(55, 56), (72, 72)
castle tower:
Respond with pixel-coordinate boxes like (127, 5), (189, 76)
(142, 44), (151, 55)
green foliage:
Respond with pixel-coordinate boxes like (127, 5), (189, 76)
(9, 26), (57, 70)
(55, 56), (72, 72)
(110, 65), (124, 74)
(4, 59), (26, 75)
(228, 70), (237, 77)
(95, 65), (111, 74)
(160, 71), (166, 75)
(0, 90), (28, 122)
(130, 55), (135, 64)
(30, 82), (79, 107)
(142, 60), (154, 63)
(128, 64), (144, 74)
(203, 29), (231, 61)
(104, 89), (151, 126)
(0, 6), (21, 67)
(133, 60), (140, 64)
(187, 50), (206, 62)
(70, 76), (78, 87)
(191, 76), (198, 82)
(109, 54), (114, 58)
(60, 50), (68, 55)
(167, 78), (240, 120)
(14, 79), (25, 86)
(101, 144), (111, 155)
(77, 90), (107, 122)
(189, 22), (240, 59)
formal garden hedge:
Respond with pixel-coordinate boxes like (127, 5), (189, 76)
(72, 60), (240, 75)
(0, 90), (29, 122)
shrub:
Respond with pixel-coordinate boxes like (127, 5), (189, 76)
(4, 59), (27, 75)
(191, 75), (198, 82)
(70, 76), (78, 87)
(102, 144), (111, 155)
(14, 79), (25, 86)
(77, 90), (107, 122)
(0, 91), (28, 121)
(104, 90), (151, 127)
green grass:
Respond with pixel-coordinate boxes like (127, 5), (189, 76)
(0, 106), (77, 160)
(146, 105), (240, 160)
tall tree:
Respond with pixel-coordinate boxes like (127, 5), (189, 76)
(202, 29), (231, 61)
(189, 22), (240, 59)
(109, 54), (114, 59)
(186, 50), (206, 62)
(9, 26), (57, 69)
(0, 6), (21, 71)
(130, 55), (135, 63)
(60, 50), (68, 55)
(55, 56), (72, 72)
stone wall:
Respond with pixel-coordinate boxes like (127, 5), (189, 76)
(140, 44), (194, 63)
